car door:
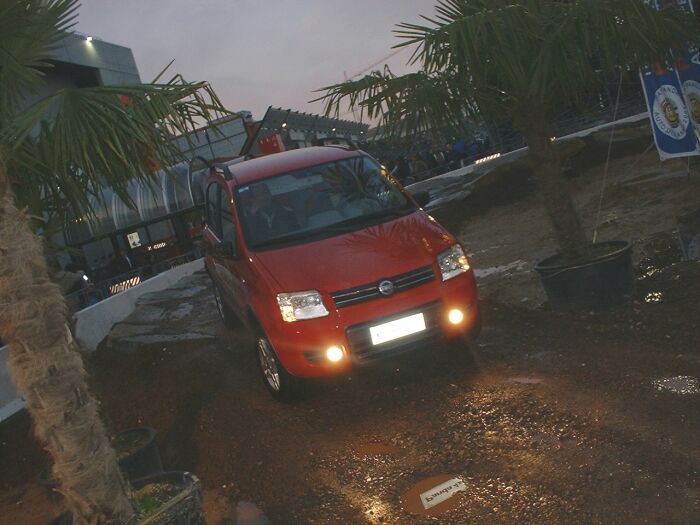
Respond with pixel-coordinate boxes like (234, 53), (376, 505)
(209, 182), (248, 321)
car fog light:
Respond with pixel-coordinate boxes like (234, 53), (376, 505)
(326, 346), (344, 362)
(448, 308), (464, 325)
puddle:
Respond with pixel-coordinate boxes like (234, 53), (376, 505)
(235, 501), (270, 525)
(354, 443), (402, 457)
(474, 260), (527, 279)
(637, 233), (685, 280)
(652, 376), (700, 395)
(505, 377), (544, 385)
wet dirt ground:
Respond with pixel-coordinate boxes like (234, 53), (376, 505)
(1, 146), (700, 524)
(1, 259), (698, 524)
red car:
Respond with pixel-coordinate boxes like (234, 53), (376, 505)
(204, 146), (480, 400)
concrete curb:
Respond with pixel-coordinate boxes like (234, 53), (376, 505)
(0, 258), (205, 422)
(74, 258), (204, 351)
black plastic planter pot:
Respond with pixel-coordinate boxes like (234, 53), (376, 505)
(534, 241), (635, 308)
(132, 471), (205, 525)
(114, 427), (163, 481)
(39, 427), (162, 490)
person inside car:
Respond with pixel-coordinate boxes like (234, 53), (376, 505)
(309, 168), (381, 219)
(245, 182), (298, 242)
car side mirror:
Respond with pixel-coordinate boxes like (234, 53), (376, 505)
(213, 240), (237, 259)
(411, 190), (430, 208)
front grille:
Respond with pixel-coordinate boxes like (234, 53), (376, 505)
(330, 265), (435, 308)
(346, 302), (442, 362)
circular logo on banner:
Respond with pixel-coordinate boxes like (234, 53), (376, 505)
(652, 85), (689, 140)
(682, 80), (700, 125)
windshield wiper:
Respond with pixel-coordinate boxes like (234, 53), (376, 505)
(251, 230), (325, 249)
(250, 207), (415, 249)
(331, 206), (414, 227)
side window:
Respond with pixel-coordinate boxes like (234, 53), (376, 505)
(206, 183), (222, 237)
(219, 187), (237, 248)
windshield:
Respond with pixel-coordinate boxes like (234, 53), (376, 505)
(236, 155), (414, 249)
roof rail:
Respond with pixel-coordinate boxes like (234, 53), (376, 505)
(318, 141), (359, 151)
(210, 164), (234, 181)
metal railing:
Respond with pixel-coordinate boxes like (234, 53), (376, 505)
(64, 250), (202, 314)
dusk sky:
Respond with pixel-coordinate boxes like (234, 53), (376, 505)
(76, 0), (438, 122)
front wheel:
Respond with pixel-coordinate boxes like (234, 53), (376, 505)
(256, 335), (304, 402)
(213, 282), (241, 329)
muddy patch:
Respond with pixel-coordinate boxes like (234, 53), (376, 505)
(354, 443), (403, 458)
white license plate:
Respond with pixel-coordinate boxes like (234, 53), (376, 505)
(369, 312), (426, 345)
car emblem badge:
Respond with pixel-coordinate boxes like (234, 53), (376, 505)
(378, 280), (395, 296)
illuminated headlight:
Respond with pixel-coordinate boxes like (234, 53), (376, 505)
(448, 308), (464, 324)
(437, 244), (471, 281)
(276, 290), (329, 322)
(326, 346), (344, 362)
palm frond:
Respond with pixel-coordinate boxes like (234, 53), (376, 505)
(5, 77), (227, 216)
(317, 0), (700, 140)
(0, 0), (78, 122)
(314, 67), (469, 138)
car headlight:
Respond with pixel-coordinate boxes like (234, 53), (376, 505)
(276, 290), (329, 322)
(437, 244), (471, 281)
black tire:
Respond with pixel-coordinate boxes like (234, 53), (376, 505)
(212, 282), (241, 329)
(255, 333), (304, 402)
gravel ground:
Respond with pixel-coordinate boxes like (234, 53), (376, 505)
(1, 145), (699, 524)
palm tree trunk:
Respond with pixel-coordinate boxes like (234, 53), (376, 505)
(0, 168), (133, 525)
(523, 120), (590, 261)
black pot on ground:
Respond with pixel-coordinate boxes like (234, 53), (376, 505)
(534, 240), (635, 308)
(39, 427), (162, 489)
(114, 426), (163, 481)
(47, 472), (204, 525)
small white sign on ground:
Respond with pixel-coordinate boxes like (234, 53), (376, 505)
(419, 477), (466, 510)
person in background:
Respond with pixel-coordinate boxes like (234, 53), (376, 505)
(393, 155), (412, 184)
(53, 263), (85, 311)
(410, 154), (429, 180)
(110, 249), (134, 276)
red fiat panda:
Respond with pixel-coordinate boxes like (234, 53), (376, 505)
(203, 146), (480, 400)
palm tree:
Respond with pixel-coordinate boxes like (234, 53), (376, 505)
(0, 1), (225, 523)
(318, 0), (700, 261)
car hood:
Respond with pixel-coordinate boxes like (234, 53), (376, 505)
(252, 211), (456, 294)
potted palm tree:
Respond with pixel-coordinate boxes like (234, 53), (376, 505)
(0, 1), (225, 523)
(317, 0), (700, 307)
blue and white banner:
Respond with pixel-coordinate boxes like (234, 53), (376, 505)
(677, 49), (700, 134)
(640, 0), (699, 159)
(640, 65), (700, 160)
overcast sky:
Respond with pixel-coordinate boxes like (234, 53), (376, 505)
(76, 0), (438, 121)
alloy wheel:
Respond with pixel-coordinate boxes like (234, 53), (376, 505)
(213, 285), (225, 320)
(257, 338), (280, 392)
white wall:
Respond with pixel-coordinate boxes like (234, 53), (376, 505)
(0, 258), (204, 422)
(0, 345), (23, 423)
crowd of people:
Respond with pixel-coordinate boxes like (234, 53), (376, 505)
(373, 135), (493, 185)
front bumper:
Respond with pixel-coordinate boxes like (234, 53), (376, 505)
(267, 271), (480, 378)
